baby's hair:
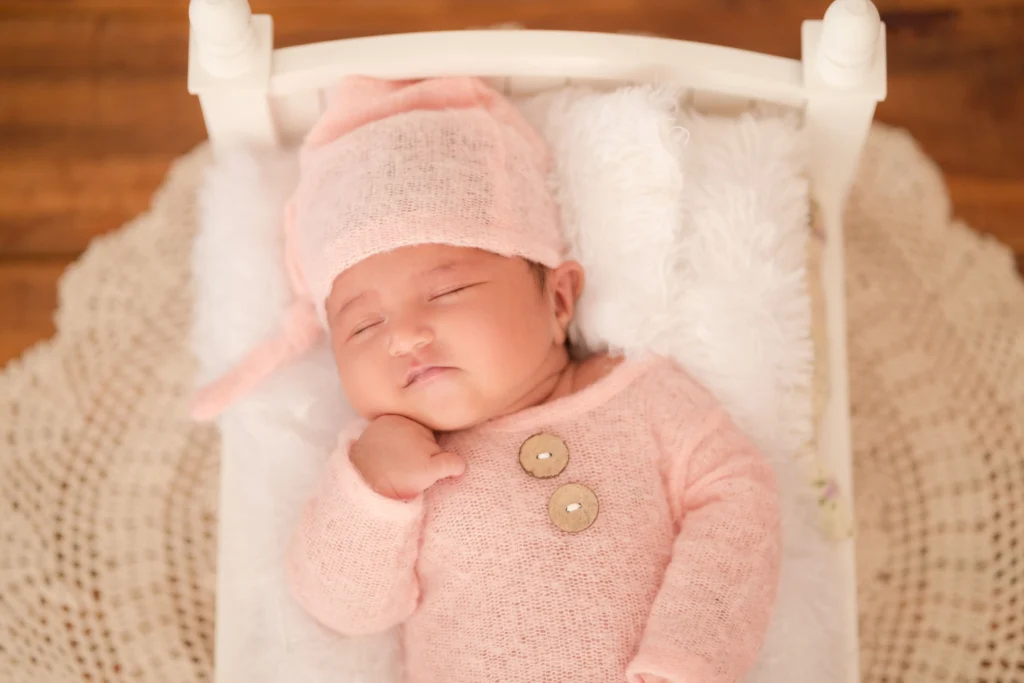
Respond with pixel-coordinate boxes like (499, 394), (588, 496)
(527, 260), (548, 291)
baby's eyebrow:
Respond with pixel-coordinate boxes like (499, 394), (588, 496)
(417, 259), (477, 283)
(332, 291), (368, 320)
(423, 261), (463, 277)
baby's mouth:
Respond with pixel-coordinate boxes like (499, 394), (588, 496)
(404, 366), (453, 388)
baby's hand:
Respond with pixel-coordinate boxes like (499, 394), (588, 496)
(350, 415), (466, 501)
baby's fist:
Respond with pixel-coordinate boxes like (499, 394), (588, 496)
(350, 415), (465, 501)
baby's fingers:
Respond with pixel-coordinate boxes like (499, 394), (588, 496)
(427, 451), (466, 485)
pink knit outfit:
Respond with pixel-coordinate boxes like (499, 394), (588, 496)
(287, 354), (782, 682)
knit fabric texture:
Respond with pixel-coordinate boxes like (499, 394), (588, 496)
(286, 355), (782, 683)
(290, 76), (567, 316)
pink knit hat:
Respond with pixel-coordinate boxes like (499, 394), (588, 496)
(190, 76), (566, 421)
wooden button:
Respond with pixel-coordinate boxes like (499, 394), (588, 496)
(548, 483), (599, 533)
(518, 433), (569, 479)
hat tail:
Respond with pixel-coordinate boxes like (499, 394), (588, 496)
(190, 300), (323, 422)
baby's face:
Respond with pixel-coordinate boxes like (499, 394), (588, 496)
(326, 244), (581, 431)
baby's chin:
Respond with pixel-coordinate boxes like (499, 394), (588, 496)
(348, 387), (487, 430)
(349, 373), (499, 432)
(382, 388), (501, 433)
(402, 401), (494, 433)
(392, 373), (503, 432)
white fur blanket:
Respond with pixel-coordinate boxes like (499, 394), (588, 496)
(191, 85), (843, 682)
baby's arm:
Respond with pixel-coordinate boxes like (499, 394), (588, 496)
(286, 417), (463, 635)
(626, 374), (782, 683)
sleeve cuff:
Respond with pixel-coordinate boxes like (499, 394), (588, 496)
(626, 644), (719, 683)
(328, 433), (425, 523)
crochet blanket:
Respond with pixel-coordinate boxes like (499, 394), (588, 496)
(1, 124), (1021, 682)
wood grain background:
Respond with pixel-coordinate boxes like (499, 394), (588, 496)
(1, 0), (1022, 367)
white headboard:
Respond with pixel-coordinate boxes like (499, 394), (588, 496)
(188, 0), (885, 205)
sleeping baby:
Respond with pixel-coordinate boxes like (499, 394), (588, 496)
(192, 75), (782, 683)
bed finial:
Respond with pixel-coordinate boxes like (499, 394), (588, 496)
(817, 0), (882, 88)
(189, 0), (260, 78)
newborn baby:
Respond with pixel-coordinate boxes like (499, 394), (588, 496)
(193, 76), (781, 683)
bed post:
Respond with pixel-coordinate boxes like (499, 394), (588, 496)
(801, 2), (886, 680)
(187, 0), (279, 150)
(802, 0), (887, 206)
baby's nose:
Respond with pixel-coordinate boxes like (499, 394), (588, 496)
(388, 323), (434, 357)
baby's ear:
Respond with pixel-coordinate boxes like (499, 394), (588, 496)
(549, 261), (585, 342)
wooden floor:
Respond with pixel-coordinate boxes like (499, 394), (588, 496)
(1, 0), (1022, 367)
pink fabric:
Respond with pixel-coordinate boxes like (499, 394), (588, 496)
(190, 76), (566, 421)
(190, 299), (321, 422)
(290, 76), (565, 319)
(287, 355), (782, 682)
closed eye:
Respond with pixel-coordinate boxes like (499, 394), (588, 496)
(350, 320), (382, 338)
(428, 283), (479, 301)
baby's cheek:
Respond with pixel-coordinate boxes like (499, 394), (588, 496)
(482, 308), (551, 375)
(463, 305), (528, 354)
(335, 352), (392, 415)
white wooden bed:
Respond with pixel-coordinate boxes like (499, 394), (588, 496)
(186, 1), (887, 680)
